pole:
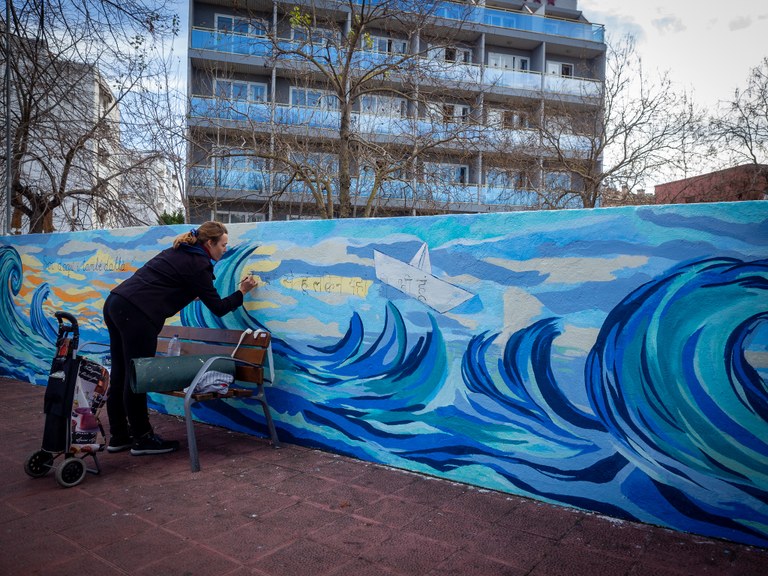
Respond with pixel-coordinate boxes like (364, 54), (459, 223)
(4, 0), (11, 235)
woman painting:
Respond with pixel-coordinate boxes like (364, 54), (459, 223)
(103, 221), (258, 455)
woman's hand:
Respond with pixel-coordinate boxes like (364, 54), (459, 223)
(239, 275), (258, 295)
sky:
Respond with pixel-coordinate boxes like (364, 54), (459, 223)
(580, 0), (768, 111)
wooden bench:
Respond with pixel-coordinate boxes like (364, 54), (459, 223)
(154, 326), (280, 472)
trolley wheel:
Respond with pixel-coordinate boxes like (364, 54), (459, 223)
(55, 458), (87, 488)
(24, 450), (54, 478)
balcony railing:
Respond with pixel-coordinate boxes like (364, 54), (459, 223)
(189, 166), (544, 208)
(190, 5), (604, 49)
(189, 96), (594, 156)
(349, 0), (605, 43)
(191, 31), (602, 99)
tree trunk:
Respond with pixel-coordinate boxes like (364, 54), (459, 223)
(338, 101), (353, 218)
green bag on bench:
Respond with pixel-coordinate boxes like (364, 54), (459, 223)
(129, 355), (236, 394)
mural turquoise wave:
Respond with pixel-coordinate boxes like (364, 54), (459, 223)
(1, 203), (767, 546)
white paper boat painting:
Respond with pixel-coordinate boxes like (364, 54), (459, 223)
(374, 244), (474, 313)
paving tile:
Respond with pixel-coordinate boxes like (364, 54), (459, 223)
(404, 508), (495, 546)
(639, 529), (768, 575)
(309, 514), (395, 556)
(393, 476), (468, 507)
(93, 526), (191, 572)
(205, 521), (299, 564)
(0, 500), (27, 523)
(26, 495), (123, 534)
(269, 470), (340, 498)
(494, 498), (583, 539)
(464, 525), (557, 569)
(349, 464), (422, 494)
(217, 485), (299, 520)
(265, 447), (339, 472)
(162, 503), (257, 541)
(560, 514), (652, 559)
(7, 479), (92, 514)
(53, 508), (155, 547)
(355, 495), (435, 528)
(530, 543), (637, 576)
(134, 543), (242, 576)
(326, 556), (401, 576)
(30, 552), (127, 576)
(359, 529), (459, 575)
(223, 462), (302, 488)
(256, 537), (354, 576)
(259, 500), (343, 534)
(0, 519), (78, 574)
(440, 487), (522, 523)
(304, 455), (371, 483)
(305, 479), (383, 512)
(427, 549), (529, 576)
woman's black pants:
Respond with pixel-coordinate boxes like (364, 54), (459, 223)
(103, 292), (158, 439)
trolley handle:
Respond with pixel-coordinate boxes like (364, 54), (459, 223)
(55, 311), (80, 348)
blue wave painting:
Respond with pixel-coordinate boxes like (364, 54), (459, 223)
(2, 202), (767, 546)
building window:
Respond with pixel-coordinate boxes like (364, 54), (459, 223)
(360, 94), (407, 117)
(424, 162), (469, 184)
(488, 52), (529, 71)
(428, 102), (470, 124)
(429, 45), (472, 63)
(487, 108), (530, 129)
(545, 115), (571, 133)
(215, 14), (267, 36)
(546, 61), (574, 77)
(290, 87), (339, 109)
(291, 26), (339, 46)
(367, 36), (408, 54)
(217, 149), (265, 172)
(289, 152), (338, 171)
(486, 168), (528, 189)
(213, 210), (265, 223)
(214, 79), (268, 102)
(545, 171), (571, 190)
(444, 46), (472, 63)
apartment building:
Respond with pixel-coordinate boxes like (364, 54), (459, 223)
(186, 0), (606, 222)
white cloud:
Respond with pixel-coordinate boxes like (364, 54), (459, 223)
(729, 16), (753, 31)
(484, 255), (648, 284)
(501, 287), (544, 342)
(652, 15), (686, 34)
(266, 316), (343, 339)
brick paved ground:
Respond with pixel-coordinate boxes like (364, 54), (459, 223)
(2, 377), (766, 576)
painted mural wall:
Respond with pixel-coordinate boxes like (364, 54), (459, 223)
(1, 202), (767, 547)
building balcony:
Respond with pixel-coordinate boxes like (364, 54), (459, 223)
(352, 0), (605, 43)
(188, 166), (544, 210)
(189, 96), (594, 157)
(190, 28), (602, 100)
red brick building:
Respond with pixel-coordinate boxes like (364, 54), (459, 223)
(654, 164), (768, 204)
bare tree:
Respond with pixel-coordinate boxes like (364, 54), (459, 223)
(537, 34), (706, 208)
(1, 0), (178, 233)
(711, 57), (768, 167)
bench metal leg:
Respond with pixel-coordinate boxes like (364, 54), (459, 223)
(256, 384), (280, 448)
(184, 396), (201, 472)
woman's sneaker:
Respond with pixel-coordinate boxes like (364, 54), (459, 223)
(130, 433), (180, 456)
(107, 435), (133, 453)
